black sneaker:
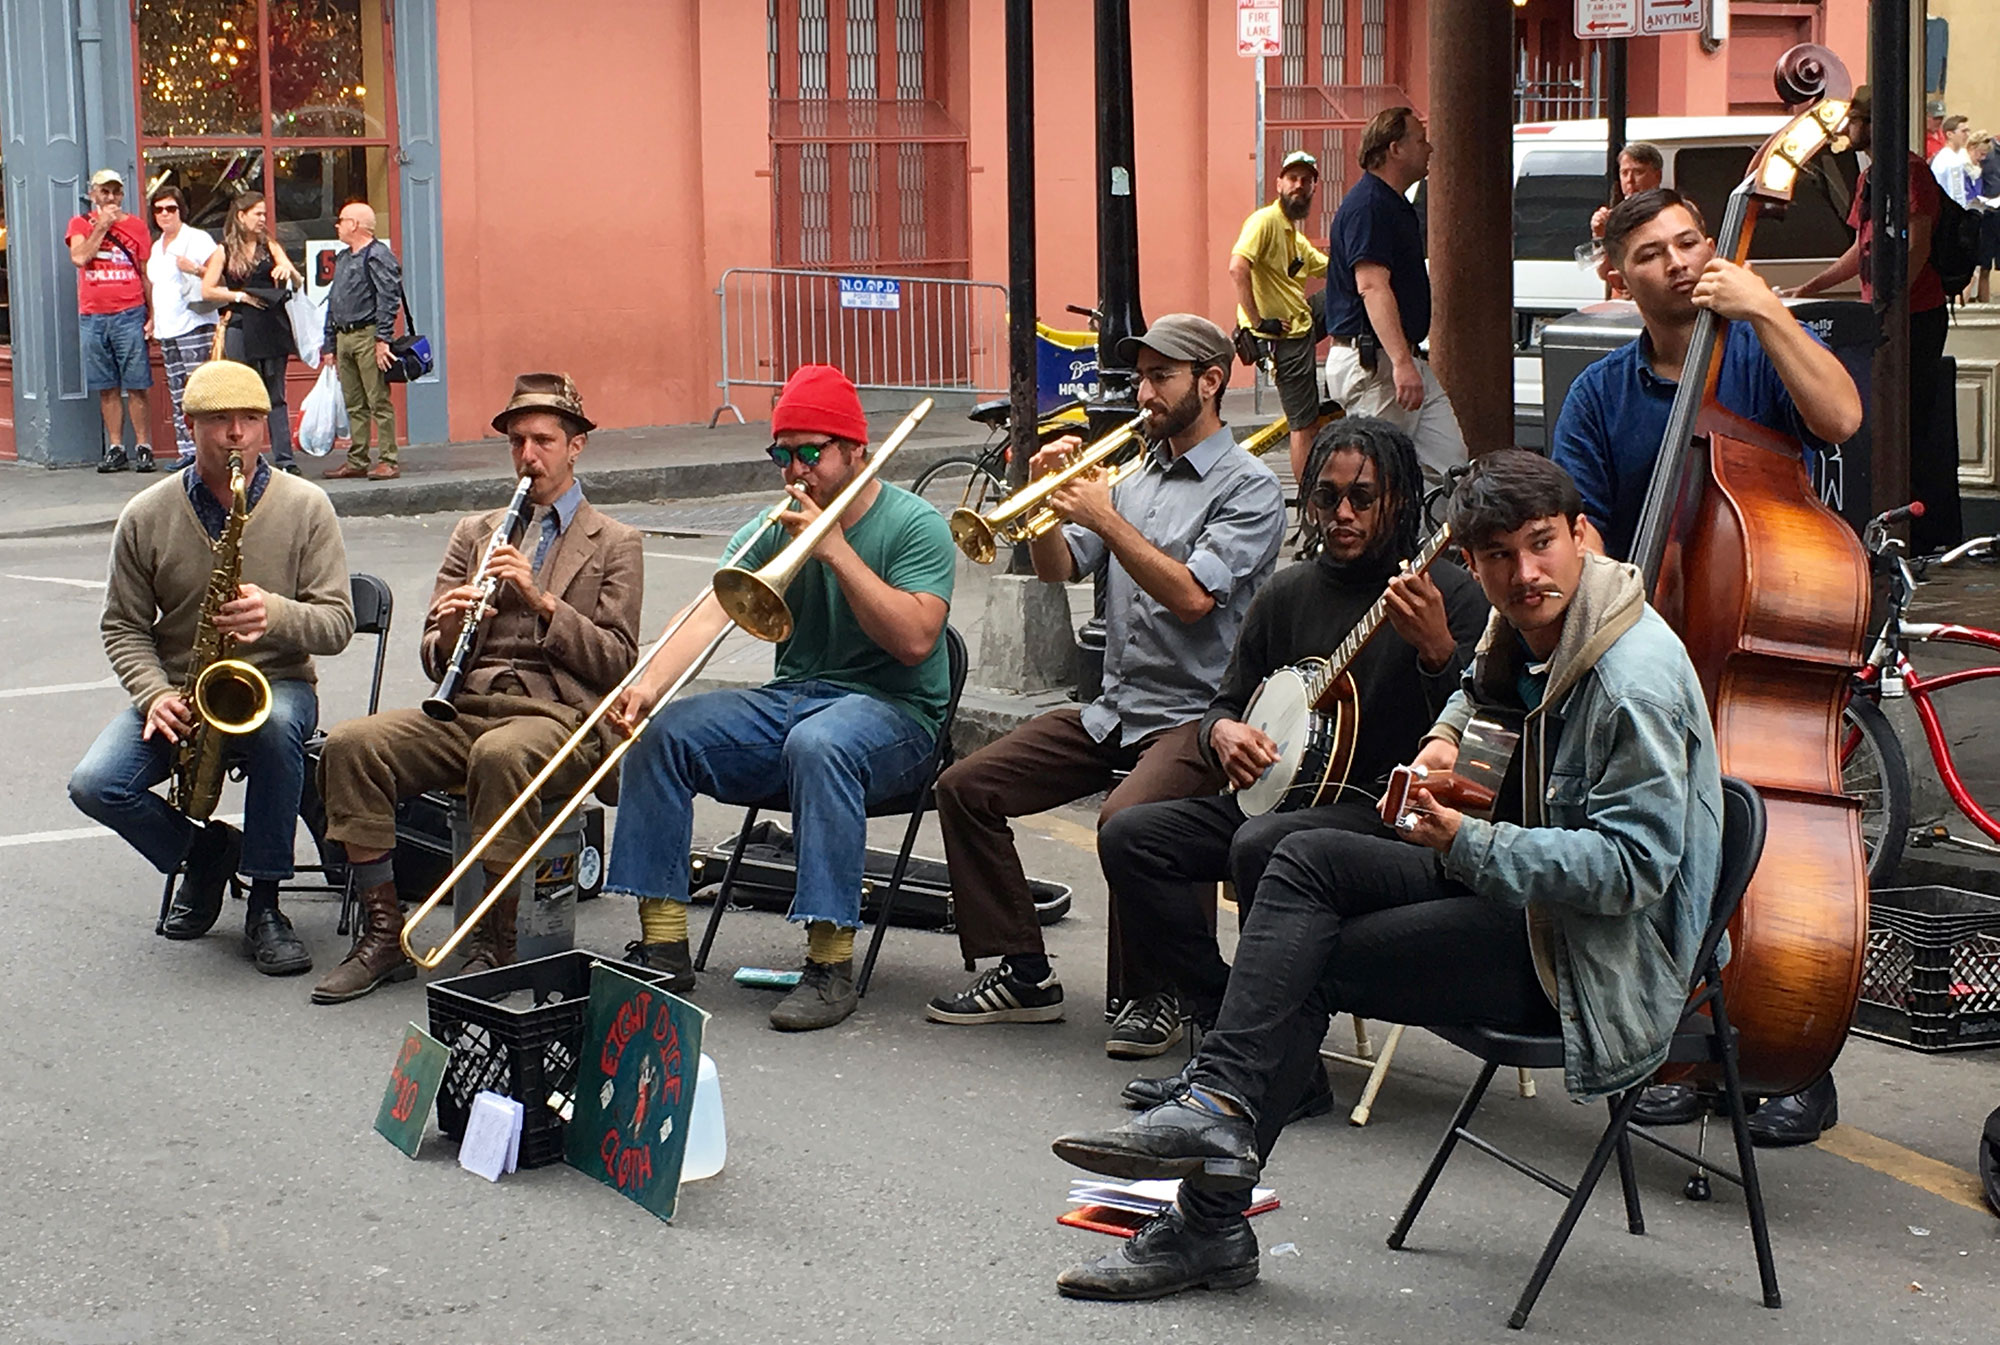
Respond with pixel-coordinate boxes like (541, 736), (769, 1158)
(160, 822), (242, 940)
(769, 959), (857, 1032)
(133, 444), (156, 473)
(96, 445), (130, 474)
(1056, 1205), (1258, 1301)
(1106, 990), (1185, 1059)
(243, 909), (313, 976)
(1123, 1060), (1335, 1125)
(623, 938), (695, 994)
(925, 961), (1064, 1024)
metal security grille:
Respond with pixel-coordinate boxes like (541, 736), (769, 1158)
(1261, 0), (1414, 237)
(769, 0), (967, 277)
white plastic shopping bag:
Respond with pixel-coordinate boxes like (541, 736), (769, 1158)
(287, 287), (327, 369)
(298, 364), (348, 458)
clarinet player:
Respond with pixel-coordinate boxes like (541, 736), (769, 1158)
(311, 374), (643, 1004)
(67, 361), (353, 977)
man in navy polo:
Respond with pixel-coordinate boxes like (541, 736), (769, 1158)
(1550, 187), (1862, 560)
(1322, 106), (1466, 487)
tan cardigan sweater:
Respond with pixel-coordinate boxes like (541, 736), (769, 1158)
(101, 470), (355, 713)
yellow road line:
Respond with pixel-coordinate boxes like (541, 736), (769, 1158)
(1814, 1125), (1990, 1214)
(1025, 812), (1099, 853)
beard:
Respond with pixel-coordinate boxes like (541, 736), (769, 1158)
(1280, 193), (1312, 221)
(1148, 381), (1207, 441)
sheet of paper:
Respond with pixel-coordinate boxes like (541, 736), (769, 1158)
(1068, 1178), (1274, 1210)
(504, 1097), (524, 1174)
(458, 1091), (517, 1182)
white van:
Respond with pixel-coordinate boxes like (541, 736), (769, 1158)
(1508, 116), (1861, 445)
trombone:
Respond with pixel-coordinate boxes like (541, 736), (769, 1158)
(399, 397), (934, 969)
(948, 409), (1150, 564)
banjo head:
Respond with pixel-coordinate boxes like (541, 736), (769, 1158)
(1237, 666), (1316, 817)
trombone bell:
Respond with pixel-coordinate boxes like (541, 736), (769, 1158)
(712, 567), (795, 643)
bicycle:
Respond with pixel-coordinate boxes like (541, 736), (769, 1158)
(1840, 503), (2000, 886)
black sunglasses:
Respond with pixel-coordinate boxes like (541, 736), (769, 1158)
(767, 439), (836, 468)
(1309, 481), (1381, 513)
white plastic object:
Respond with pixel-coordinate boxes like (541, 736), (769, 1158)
(681, 1053), (727, 1182)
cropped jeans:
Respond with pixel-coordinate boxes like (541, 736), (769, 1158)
(67, 678), (318, 881)
(605, 682), (934, 928)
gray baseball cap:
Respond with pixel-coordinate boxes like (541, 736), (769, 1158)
(1117, 313), (1235, 368)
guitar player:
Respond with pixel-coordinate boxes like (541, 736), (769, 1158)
(1094, 415), (1487, 1098)
(1049, 450), (1725, 1303)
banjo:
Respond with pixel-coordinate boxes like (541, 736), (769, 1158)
(1235, 524), (1456, 817)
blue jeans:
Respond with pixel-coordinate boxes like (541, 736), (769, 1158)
(606, 682), (935, 927)
(80, 305), (153, 393)
(67, 678), (318, 880)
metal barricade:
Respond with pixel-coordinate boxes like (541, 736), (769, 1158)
(710, 268), (1009, 426)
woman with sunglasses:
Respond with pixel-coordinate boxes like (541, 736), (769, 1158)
(145, 186), (220, 471)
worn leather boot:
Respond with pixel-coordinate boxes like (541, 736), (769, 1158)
(456, 875), (519, 975)
(310, 878), (416, 1004)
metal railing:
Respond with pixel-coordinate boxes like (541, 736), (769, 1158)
(710, 267), (1008, 426)
(1514, 47), (1606, 124)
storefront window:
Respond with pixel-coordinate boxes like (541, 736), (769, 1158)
(134, 0), (397, 285)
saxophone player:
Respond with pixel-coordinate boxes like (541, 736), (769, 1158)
(68, 360), (354, 975)
(311, 374), (643, 1005)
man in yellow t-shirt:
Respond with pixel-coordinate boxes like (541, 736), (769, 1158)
(1229, 149), (1330, 481)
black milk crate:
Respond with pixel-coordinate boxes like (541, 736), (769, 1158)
(1855, 886), (2000, 1052)
(426, 950), (672, 1168)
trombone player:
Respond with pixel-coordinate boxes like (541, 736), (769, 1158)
(603, 363), (956, 1033)
(311, 374), (643, 1004)
(67, 360), (352, 976)
(928, 315), (1284, 1050)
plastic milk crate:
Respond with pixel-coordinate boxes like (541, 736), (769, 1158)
(427, 950), (675, 1168)
(1855, 886), (2000, 1052)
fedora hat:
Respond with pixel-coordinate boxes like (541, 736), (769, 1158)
(491, 372), (596, 436)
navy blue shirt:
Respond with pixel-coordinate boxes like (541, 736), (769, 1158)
(1549, 320), (1827, 561)
(1324, 172), (1430, 346)
(184, 456), (271, 541)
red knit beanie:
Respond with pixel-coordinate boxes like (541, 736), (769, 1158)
(772, 364), (869, 444)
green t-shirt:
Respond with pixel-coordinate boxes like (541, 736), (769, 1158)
(723, 482), (956, 739)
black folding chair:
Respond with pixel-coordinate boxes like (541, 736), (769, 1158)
(153, 574), (393, 935)
(1387, 777), (1777, 1329)
(693, 626), (968, 996)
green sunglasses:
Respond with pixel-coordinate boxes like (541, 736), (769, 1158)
(767, 439), (837, 468)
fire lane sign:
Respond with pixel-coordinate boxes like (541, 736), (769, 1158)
(1238, 0), (1283, 58)
(1575, 0), (1638, 39)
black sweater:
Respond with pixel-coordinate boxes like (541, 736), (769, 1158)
(1198, 553), (1491, 796)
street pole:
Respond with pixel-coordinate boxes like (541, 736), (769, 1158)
(1092, 0), (1144, 434)
(1605, 37), (1628, 204)
(1003, 0), (1038, 571)
(1870, 0), (1912, 515)
(1253, 50), (1267, 417)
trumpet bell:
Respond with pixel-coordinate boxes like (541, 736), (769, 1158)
(192, 658), (272, 735)
(948, 508), (998, 565)
(712, 566), (794, 643)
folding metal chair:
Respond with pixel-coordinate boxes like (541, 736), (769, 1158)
(1386, 777), (1778, 1329)
(694, 626), (969, 995)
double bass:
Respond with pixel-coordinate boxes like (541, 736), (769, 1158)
(1628, 46), (1869, 1098)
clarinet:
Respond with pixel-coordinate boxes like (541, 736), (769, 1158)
(422, 475), (536, 722)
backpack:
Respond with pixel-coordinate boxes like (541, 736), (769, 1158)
(1931, 191), (1982, 298)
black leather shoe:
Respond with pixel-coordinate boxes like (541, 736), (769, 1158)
(1056, 1206), (1259, 1301)
(160, 823), (242, 940)
(1053, 1089), (1260, 1190)
(624, 939), (695, 994)
(243, 909), (313, 976)
(1747, 1074), (1838, 1147)
(1124, 1061), (1334, 1127)
(1632, 1082), (1706, 1127)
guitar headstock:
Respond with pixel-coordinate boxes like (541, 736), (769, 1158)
(1745, 45), (1855, 207)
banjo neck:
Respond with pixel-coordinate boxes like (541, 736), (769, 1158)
(1307, 523), (1456, 705)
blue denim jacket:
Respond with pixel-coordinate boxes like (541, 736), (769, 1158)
(1430, 555), (1723, 1098)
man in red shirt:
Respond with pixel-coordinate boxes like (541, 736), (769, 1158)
(1924, 99), (1948, 162)
(1793, 84), (1959, 556)
(65, 168), (156, 474)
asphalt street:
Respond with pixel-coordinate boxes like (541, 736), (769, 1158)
(2, 507), (1997, 1345)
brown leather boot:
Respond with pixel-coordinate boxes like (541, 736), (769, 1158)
(456, 874), (519, 974)
(310, 878), (416, 1004)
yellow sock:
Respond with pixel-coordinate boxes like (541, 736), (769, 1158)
(806, 921), (855, 965)
(638, 898), (688, 945)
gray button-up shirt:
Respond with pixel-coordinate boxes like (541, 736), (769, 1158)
(1065, 424), (1285, 745)
(322, 238), (403, 344)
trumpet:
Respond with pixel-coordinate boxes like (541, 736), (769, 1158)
(422, 475), (535, 722)
(948, 410), (1151, 564)
(399, 399), (933, 969)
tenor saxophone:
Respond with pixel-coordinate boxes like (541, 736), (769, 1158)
(170, 450), (273, 821)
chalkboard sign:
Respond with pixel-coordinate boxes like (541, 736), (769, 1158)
(374, 1024), (450, 1158)
(564, 964), (707, 1222)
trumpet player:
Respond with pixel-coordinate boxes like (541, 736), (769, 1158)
(928, 315), (1284, 1050)
(311, 374), (643, 1004)
(67, 360), (353, 975)
(603, 364), (956, 1033)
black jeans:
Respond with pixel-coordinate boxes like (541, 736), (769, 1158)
(1908, 304), (1961, 554)
(1180, 825), (1558, 1224)
(1097, 793), (1388, 1014)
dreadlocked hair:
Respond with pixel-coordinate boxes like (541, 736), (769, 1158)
(1295, 415), (1425, 563)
